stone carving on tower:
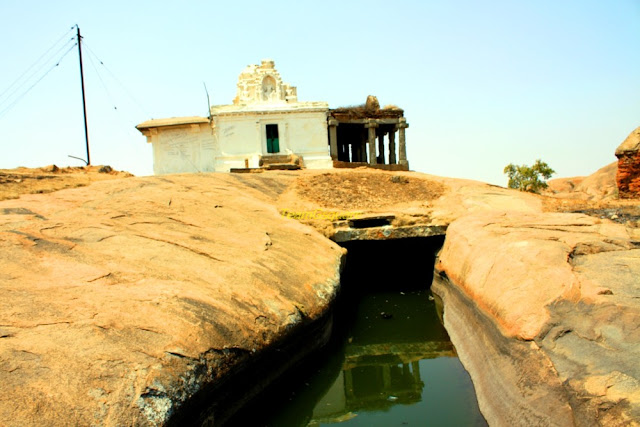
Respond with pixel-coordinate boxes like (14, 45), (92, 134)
(233, 59), (298, 106)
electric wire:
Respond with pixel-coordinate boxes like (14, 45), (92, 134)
(0, 38), (76, 111)
(82, 41), (151, 117)
(84, 46), (118, 110)
(81, 41), (152, 142)
(0, 42), (77, 120)
(0, 26), (74, 100)
(0, 27), (75, 103)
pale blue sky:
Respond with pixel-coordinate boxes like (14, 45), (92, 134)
(1, 0), (638, 185)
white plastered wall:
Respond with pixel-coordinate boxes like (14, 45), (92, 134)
(212, 109), (332, 171)
(147, 123), (217, 175)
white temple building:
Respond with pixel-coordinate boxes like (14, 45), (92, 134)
(137, 59), (408, 174)
(137, 59), (332, 174)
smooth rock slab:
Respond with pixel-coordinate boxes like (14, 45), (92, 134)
(0, 173), (344, 426)
(434, 211), (640, 426)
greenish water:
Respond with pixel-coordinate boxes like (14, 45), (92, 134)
(231, 289), (486, 426)
(229, 238), (486, 426)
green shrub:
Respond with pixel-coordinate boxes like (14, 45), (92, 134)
(503, 159), (555, 193)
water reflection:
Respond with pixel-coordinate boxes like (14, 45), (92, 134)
(313, 359), (425, 422)
(235, 289), (486, 427)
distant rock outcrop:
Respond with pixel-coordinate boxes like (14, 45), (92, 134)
(545, 162), (618, 200)
(615, 126), (640, 198)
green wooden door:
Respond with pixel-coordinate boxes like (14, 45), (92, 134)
(266, 124), (279, 153)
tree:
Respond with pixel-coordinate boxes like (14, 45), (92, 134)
(503, 159), (555, 193)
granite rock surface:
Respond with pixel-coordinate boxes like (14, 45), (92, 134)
(435, 210), (640, 425)
(1, 167), (639, 426)
(616, 126), (640, 199)
(0, 173), (344, 426)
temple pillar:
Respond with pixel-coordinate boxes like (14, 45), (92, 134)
(339, 142), (348, 162)
(355, 141), (363, 162)
(365, 120), (378, 165)
(388, 128), (397, 164)
(411, 361), (420, 382)
(328, 118), (339, 160)
(345, 369), (355, 399)
(382, 365), (392, 389)
(397, 118), (409, 167)
(377, 132), (385, 164)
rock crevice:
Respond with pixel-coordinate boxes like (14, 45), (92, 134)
(434, 211), (640, 425)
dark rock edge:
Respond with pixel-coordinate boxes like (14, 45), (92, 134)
(168, 309), (335, 426)
(431, 271), (577, 426)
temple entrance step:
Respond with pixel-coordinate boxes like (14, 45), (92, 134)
(259, 154), (303, 170)
(264, 163), (301, 170)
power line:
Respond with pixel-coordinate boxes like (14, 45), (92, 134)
(0, 26), (74, 100)
(0, 38), (76, 111)
(82, 41), (151, 117)
(0, 26), (75, 103)
(83, 45), (144, 135)
(84, 45), (117, 110)
(0, 42), (77, 120)
(81, 41), (151, 138)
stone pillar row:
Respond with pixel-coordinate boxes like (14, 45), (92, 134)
(328, 118), (339, 160)
(397, 118), (409, 166)
(331, 117), (408, 166)
(377, 133), (385, 164)
(388, 130), (396, 164)
(365, 120), (378, 165)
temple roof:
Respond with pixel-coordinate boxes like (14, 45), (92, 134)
(136, 116), (209, 130)
(210, 101), (328, 115)
(232, 59), (299, 107)
(330, 96), (404, 121)
(330, 106), (404, 120)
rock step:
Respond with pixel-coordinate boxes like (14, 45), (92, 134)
(260, 154), (298, 166)
(264, 163), (301, 170)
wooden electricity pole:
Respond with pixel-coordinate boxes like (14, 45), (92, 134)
(76, 25), (91, 165)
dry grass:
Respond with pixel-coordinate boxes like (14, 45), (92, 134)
(0, 165), (133, 201)
(295, 171), (445, 210)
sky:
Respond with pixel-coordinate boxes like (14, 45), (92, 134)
(0, 0), (638, 185)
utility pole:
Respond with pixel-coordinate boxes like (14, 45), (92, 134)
(76, 25), (90, 165)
